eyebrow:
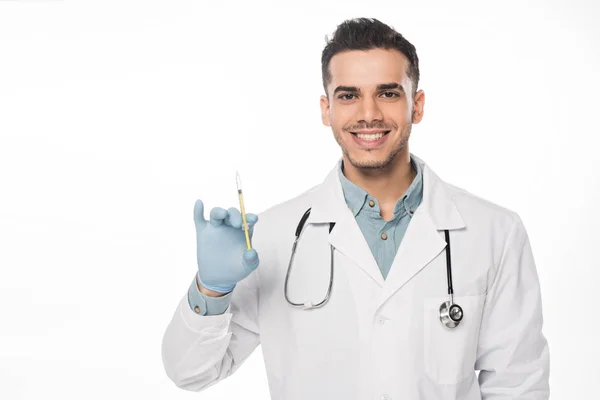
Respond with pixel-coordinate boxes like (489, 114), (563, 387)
(333, 82), (406, 96)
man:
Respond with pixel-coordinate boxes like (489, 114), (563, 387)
(162, 18), (550, 399)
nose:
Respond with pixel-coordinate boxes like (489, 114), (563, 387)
(356, 96), (384, 124)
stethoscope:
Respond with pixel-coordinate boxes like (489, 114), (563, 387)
(283, 207), (464, 329)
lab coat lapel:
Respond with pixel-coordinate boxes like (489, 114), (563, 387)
(306, 159), (385, 288)
(376, 155), (466, 310)
(305, 155), (467, 304)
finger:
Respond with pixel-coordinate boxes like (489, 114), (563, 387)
(209, 207), (228, 226)
(242, 248), (259, 271)
(246, 213), (258, 226)
(225, 207), (242, 228)
(247, 213), (259, 236)
(193, 199), (207, 229)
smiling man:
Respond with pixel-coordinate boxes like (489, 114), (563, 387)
(321, 43), (422, 221)
(162, 18), (549, 400)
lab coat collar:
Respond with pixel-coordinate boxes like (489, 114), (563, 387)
(305, 153), (466, 308)
(307, 152), (465, 230)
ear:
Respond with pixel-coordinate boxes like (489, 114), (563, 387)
(411, 90), (425, 124)
(320, 95), (331, 126)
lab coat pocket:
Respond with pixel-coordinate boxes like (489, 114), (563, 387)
(422, 294), (485, 384)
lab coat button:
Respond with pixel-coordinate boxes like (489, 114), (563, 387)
(378, 315), (386, 325)
(381, 233), (387, 240)
(369, 200), (375, 207)
(381, 394), (391, 400)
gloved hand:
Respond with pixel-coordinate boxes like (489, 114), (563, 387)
(193, 199), (260, 293)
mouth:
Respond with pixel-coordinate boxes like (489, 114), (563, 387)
(350, 130), (390, 140)
(349, 130), (391, 148)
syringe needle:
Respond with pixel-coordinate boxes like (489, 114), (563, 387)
(236, 170), (242, 192)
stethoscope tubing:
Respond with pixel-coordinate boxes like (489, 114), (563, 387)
(284, 207), (463, 328)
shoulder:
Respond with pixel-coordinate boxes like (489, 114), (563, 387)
(442, 181), (527, 241)
(445, 181), (518, 219)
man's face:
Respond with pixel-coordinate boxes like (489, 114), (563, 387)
(320, 48), (424, 170)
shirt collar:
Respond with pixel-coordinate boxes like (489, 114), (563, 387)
(338, 154), (424, 218)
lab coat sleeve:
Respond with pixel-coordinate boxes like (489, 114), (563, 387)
(187, 272), (233, 315)
(476, 213), (550, 399)
(161, 265), (261, 392)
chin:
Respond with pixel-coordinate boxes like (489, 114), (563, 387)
(346, 152), (393, 170)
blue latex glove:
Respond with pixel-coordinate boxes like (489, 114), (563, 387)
(193, 199), (260, 293)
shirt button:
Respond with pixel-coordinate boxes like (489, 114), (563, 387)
(193, 305), (201, 314)
(381, 232), (387, 240)
(369, 200), (375, 207)
(409, 208), (414, 214)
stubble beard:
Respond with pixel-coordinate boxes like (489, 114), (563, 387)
(334, 122), (412, 170)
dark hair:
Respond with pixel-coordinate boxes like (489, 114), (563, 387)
(321, 18), (420, 99)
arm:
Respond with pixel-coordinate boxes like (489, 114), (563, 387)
(161, 265), (261, 391)
(476, 213), (550, 399)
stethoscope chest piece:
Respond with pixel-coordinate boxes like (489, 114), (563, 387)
(439, 301), (463, 329)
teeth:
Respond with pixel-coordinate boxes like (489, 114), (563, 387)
(356, 132), (384, 141)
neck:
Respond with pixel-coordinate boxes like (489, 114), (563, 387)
(342, 150), (416, 206)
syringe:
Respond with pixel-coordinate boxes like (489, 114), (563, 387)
(236, 170), (252, 250)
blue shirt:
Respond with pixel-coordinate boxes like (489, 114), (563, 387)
(188, 155), (424, 315)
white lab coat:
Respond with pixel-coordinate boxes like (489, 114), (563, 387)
(161, 154), (550, 400)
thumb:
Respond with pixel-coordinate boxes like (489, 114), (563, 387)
(193, 199), (207, 229)
(242, 248), (260, 271)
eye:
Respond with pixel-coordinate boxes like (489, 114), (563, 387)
(381, 91), (400, 98)
(338, 93), (356, 100)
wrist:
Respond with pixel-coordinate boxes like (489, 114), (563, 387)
(196, 274), (231, 297)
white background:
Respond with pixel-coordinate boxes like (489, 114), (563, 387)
(1, 0), (599, 399)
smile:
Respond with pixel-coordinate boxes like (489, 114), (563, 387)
(351, 131), (390, 141)
(350, 131), (390, 148)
